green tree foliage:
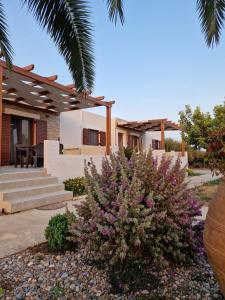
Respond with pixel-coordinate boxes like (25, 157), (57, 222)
(179, 103), (225, 174)
(179, 105), (213, 150)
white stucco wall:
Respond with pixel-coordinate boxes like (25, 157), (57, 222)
(60, 110), (106, 149)
(143, 131), (161, 151)
(153, 150), (188, 169)
(44, 141), (188, 182)
(44, 140), (104, 182)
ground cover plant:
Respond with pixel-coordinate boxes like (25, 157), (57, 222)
(71, 150), (203, 267)
(186, 168), (202, 176)
(64, 177), (86, 197)
(195, 178), (221, 204)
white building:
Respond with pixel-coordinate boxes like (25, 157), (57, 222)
(60, 110), (166, 155)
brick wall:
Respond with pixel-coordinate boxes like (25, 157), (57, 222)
(47, 115), (60, 140)
(36, 120), (47, 144)
(2, 114), (11, 165)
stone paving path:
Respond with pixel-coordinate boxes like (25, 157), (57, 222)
(0, 199), (81, 259)
(185, 169), (222, 189)
(0, 169), (221, 259)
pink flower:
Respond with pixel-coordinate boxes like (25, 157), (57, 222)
(100, 228), (111, 237)
(146, 199), (154, 208)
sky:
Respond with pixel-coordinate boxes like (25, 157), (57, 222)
(3, 1), (225, 131)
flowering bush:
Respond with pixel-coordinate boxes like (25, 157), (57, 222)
(207, 129), (225, 175)
(64, 177), (86, 196)
(71, 150), (202, 266)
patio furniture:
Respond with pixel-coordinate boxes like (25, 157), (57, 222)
(14, 144), (34, 168)
(32, 143), (44, 168)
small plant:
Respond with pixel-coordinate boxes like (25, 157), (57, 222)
(64, 177), (86, 196)
(71, 150), (203, 266)
(45, 211), (76, 251)
(186, 168), (202, 176)
(123, 146), (133, 160)
(205, 178), (222, 186)
(48, 282), (65, 299)
(0, 287), (4, 298)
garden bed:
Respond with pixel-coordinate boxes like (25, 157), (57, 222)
(0, 243), (224, 300)
(195, 179), (221, 204)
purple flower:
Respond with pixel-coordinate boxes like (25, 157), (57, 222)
(146, 199), (154, 208)
(100, 228), (111, 237)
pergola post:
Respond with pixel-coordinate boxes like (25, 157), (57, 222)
(106, 105), (111, 155)
(160, 120), (165, 150)
(32, 120), (37, 145)
(0, 66), (3, 166)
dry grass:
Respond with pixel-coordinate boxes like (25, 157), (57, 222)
(195, 178), (222, 205)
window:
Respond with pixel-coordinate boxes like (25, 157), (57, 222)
(89, 129), (99, 146)
(128, 134), (140, 151)
(83, 128), (106, 146)
(152, 139), (160, 150)
(118, 132), (124, 148)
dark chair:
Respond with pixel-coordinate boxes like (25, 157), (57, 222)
(14, 144), (32, 168)
(32, 143), (44, 168)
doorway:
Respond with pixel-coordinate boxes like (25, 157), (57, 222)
(10, 116), (32, 163)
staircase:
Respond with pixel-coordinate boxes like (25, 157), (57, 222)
(0, 169), (73, 213)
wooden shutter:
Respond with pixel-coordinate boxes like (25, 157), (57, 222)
(1, 114), (11, 165)
(127, 135), (132, 148)
(36, 120), (47, 144)
(83, 128), (89, 145)
(99, 131), (106, 146)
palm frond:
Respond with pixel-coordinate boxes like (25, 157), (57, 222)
(107, 0), (124, 24)
(0, 0), (13, 68)
(22, 0), (94, 92)
(197, 0), (225, 47)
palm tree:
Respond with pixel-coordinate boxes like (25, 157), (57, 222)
(0, 1), (223, 93)
(0, 0), (124, 92)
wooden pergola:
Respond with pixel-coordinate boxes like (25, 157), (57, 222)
(0, 60), (114, 165)
(118, 118), (185, 156)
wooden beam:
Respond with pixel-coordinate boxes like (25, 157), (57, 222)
(3, 99), (58, 115)
(95, 96), (105, 100)
(65, 84), (75, 89)
(0, 60), (112, 109)
(160, 120), (165, 150)
(106, 105), (112, 155)
(32, 120), (37, 145)
(0, 66), (3, 165)
(46, 75), (58, 81)
(22, 64), (35, 71)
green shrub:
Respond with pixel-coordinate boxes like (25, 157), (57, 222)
(186, 168), (202, 176)
(45, 212), (76, 251)
(123, 146), (133, 160)
(64, 177), (86, 196)
(188, 149), (207, 168)
(70, 150), (203, 266)
(165, 138), (182, 152)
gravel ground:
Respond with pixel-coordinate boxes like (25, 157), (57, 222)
(0, 244), (224, 300)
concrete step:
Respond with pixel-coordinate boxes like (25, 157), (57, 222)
(0, 176), (58, 191)
(1, 190), (73, 213)
(0, 169), (47, 181)
(2, 184), (65, 201)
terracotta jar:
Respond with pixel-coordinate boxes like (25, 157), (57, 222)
(204, 178), (225, 296)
